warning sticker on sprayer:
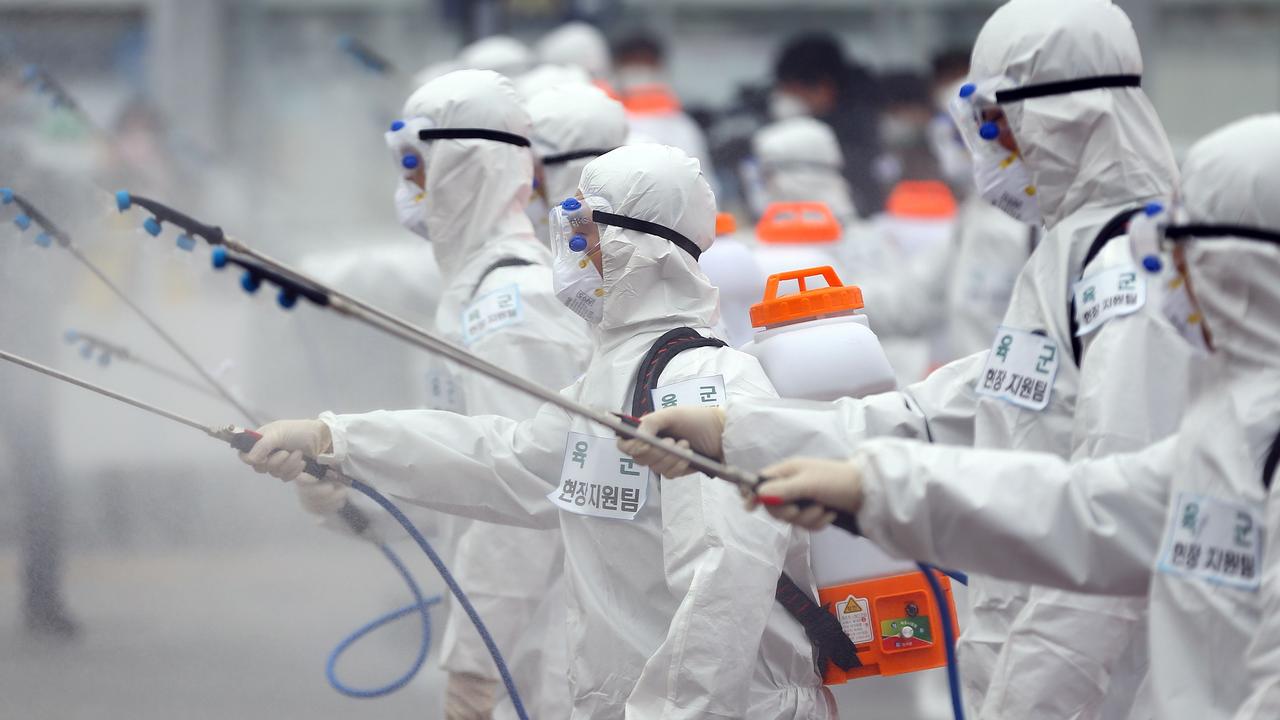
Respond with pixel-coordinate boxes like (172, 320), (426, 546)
(462, 284), (523, 345)
(1157, 492), (1263, 591)
(650, 375), (727, 410)
(1072, 264), (1146, 336)
(976, 326), (1059, 411)
(836, 595), (873, 645)
(548, 431), (651, 520)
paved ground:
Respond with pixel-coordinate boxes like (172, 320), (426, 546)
(0, 537), (957, 720)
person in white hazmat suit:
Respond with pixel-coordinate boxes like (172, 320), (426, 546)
(750, 116), (858, 224)
(241, 144), (836, 719)
(621, 1), (1196, 718)
(535, 21), (613, 88)
(457, 35), (535, 79)
(742, 113), (1280, 720)
(319, 69), (590, 719)
(526, 83), (628, 247)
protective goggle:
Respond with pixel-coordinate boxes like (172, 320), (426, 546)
(384, 116), (533, 174)
(1129, 201), (1280, 274)
(550, 196), (703, 261)
(948, 73), (1143, 154)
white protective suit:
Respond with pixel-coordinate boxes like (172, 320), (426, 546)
(317, 145), (834, 719)
(847, 113), (1280, 720)
(719, 2), (1189, 717)
(751, 117), (857, 224)
(400, 70), (590, 720)
(458, 35), (534, 78)
(527, 84), (628, 246)
(535, 21), (612, 81)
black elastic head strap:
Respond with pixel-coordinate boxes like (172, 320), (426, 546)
(995, 74), (1141, 104)
(542, 148), (615, 166)
(593, 209), (703, 261)
(1165, 224), (1280, 246)
(417, 128), (532, 147)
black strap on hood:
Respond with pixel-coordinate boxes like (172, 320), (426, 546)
(1068, 206), (1145, 367)
(1165, 224), (1280, 246)
(541, 148), (615, 166)
(417, 127), (532, 147)
(996, 74), (1141, 104)
(1263, 429), (1280, 491)
(593, 210), (703, 261)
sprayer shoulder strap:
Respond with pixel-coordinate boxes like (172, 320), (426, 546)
(470, 257), (535, 300)
(1068, 206), (1145, 367)
(628, 328), (861, 672)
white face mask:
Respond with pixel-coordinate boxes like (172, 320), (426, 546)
(549, 197), (605, 325)
(971, 150), (1041, 224)
(394, 178), (430, 240)
(769, 90), (811, 121)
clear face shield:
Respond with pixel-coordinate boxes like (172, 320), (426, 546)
(548, 196), (606, 324)
(384, 116), (434, 239)
(947, 79), (1041, 224)
(1129, 200), (1280, 353)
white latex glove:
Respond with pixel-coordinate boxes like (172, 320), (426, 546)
(239, 419), (332, 482)
(743, 457), (864, 530)
(616, 406), (726, 478)
(444, 671), (499, 720)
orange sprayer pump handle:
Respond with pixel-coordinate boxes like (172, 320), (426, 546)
(762, 265), (845, 303)
(756, 202), (842, 244)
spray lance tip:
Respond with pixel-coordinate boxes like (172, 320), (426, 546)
(114, 190), (132, 211)
(0, 187), (13, 204)
(211, 246), (229, 269)
(143, 217), (162, 236)
(14, 214), (31, 231)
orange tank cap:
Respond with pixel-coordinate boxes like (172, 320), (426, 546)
(885, 180), (957, 219)
(621, 84), (682, 114)
(750, 266), (863, 328)
(715, 212), (738, 236)
(755, 202), (842, 245)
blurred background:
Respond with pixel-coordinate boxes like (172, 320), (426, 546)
(0, 0), (1277, 718)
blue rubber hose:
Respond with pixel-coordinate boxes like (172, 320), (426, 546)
(326, 541), (442, 698)
(918, 562), (965, 720)
(349, 478), (530, 720)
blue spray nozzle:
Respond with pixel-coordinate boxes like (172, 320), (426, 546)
(79, 343), (93, 359)
(560, 197), (581, 211)
(959, 83), (977, 99)
(114, 190), (132, 211)
(401, 154), (419, 170)
(14, 214), (31, 231)
(175, 234), (196, 252)
(390, 119), (405, 132)
(64, 329), (79, 343)
(1144, 201), (1165, 217)
(35, 232), (52, 248)
(1, 187), (13, 204)
(21, 64), (38, 84)
(1142, 255), (1163, 273)
(211, 246), (229, 269)
(278, 290), (298, 309)
(241, 271), (261, 294)
(569, 234), (588, 253)
(143, 217), (162, 236)
(98, 352), (111, 367)
(978, 122), (1000, 141)
(338, 34), (355, 50)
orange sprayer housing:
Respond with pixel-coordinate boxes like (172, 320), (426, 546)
(885, 180), (958, 219)
(755, 202), (842, 245)
(819, 570), (960, 683)
(715, 211), (738, 237)
(749, 266), (863, 329)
